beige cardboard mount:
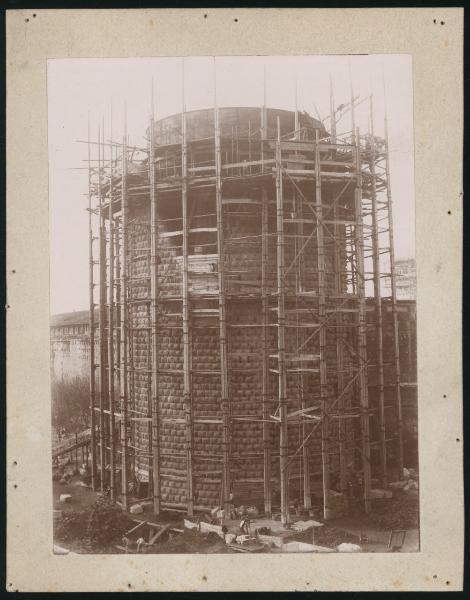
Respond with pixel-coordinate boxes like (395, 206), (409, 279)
(6, 8), (463, 592)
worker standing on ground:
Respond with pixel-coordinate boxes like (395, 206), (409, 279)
(239, 517), (251, 536)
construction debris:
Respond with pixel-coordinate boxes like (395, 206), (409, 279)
(403, 480), (418, 493)
(303, 526), (361, 549)
(183, 518), (199, 531)
(199, 521), (225, 538)
(291, 519), (323, 532)
(73, 481), (88, 488)
(337, 543), (361, 553)
(224, 533), (237, 545)
(55, 496), (135, 551)
(129, 503), (144, 515)
(388, 480), (408, 490)
(388, 467), (419, 495)
(283, 541), (334, 553)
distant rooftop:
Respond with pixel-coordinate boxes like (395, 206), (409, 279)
(50, 309), (97, 327)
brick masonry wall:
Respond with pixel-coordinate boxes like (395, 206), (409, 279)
(52, 182), (416, 508)
(124, 183), (357, 509)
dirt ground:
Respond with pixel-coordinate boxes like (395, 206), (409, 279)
(53, 478), (99, 514)
(53, 467), (419, 554)
(363, 491), (419, 530)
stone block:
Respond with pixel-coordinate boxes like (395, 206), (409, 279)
(199, 521), (224, 538)
(291, 519), (323, 532)
(283, 541), (334, 553)
(337, 543), (361, 553)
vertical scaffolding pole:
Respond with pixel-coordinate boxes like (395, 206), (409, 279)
(276, 117), (289, 526)
(181, 65), (194, 516)
(369, 95), (386, 485)
(108, 111), (116, 501)
(127, 204), (136, 483)
(260, 75), (271, 514)
(354, 127), (372, 513)
(296, 191), (311, 510)
(214, 64), (231, 514)
(149, 88), (161, 515)
(384, 108), (404, 479)
(260, 65), (267, 170)
(260, 83), (272, 516)
(114, 219), (121, 475)
(294, 74), (299, 140)
(261, 185), (272, 516)
(315, 129), (331, 520)
(329, 74), (336, 144)
(98, 124), (107, 491)
(349, 68), (356, 145)
(333, 195), (347, 496)
(87, 115), (97, 489)
(120, 110), (129, 511)
(330, 72), (345, 507)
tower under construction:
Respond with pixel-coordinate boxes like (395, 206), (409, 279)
(85, 76), (406, 526)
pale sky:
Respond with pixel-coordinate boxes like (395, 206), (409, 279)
(48, 55), (414, 315)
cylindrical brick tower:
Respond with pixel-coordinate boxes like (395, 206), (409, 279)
(90, 104), (401, 523)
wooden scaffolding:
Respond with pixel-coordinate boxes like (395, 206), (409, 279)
(85, 70), (405, 526)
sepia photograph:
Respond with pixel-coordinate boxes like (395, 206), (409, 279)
(48, 54), (418, 555)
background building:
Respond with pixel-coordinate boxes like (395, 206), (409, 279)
(392, 258), (417, 300)
(50, 310), (93, 382)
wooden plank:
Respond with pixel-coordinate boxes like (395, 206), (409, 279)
(283, 168), (315, 176)
(189, 227), (217, 234)
(268, 141), (315, 152)
(282, 168), (356, 179)
(227, 543), (265, 553)
(124, 520), (148, 537)
(160, 230), (183, 238)
(320, 160), (355, 167)
(323, 219), (356, 225)
(269, 140), (354, 152)
(223, 198), (261, 205)
(148, 524), (170, 545)
(188, 165), (215, 173)
(223, 158), (275, 170)
(320, 171), (356, 179)
(283, 218), (315, 224)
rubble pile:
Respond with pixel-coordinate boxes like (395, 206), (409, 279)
(388, 467), (419, 493)
(55, 496), (135, 551)
(153, 529), (229, 554)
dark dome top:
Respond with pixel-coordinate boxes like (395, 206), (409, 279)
(152, 106), (326, 146)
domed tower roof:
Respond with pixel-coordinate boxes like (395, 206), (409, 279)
(151, 106), (326, 146)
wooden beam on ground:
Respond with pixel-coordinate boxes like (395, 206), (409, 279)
(148, 524), (170, 545)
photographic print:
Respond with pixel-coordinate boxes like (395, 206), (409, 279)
(48, 54), (418, 555)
